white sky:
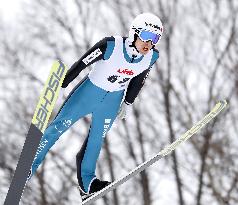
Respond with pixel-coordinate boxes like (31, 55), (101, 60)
(0, 0), (21, 21)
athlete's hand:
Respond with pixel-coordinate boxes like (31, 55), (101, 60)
(117, 102), (132, 120)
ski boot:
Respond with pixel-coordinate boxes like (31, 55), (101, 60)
(77, 178), (111, 201)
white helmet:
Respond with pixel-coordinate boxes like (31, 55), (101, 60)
(128, 13), (163, 45)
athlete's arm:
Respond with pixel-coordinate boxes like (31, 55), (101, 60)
(124, 68), (151, 104)
(124, 49), (159, 104)
(62, 37), (115, 88)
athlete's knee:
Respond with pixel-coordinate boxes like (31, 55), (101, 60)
(53, 118), (74, 135)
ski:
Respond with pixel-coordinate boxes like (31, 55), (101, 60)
(4, 60), (68, 205)
(82, 100), (228, 205)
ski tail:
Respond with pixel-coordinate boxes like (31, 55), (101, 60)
(82, 100), (228, 205)
(4, 60), (68, 205)
(32, 60), (68, 133)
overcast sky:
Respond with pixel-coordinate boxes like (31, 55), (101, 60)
(0, 0), (21, 22)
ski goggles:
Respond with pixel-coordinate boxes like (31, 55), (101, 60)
(138, 30), (161, 45)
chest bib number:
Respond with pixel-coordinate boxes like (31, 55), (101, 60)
(107, 75), (130, 88)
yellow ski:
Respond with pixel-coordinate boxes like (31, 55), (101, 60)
(4, 60), (68, 205)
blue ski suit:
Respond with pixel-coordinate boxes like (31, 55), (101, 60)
(29, 36), (159, 193)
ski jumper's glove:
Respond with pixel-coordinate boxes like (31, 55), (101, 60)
(117, 101), (132, 120)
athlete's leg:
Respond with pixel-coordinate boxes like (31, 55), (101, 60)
(29, 79), (103, 179)
(76, 90), (124, 193)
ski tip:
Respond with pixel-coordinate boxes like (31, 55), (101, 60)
(219, 99), (227, 104)
(217, 100), (228, 109)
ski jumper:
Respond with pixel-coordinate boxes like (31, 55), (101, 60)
(29, 36), (159, 193)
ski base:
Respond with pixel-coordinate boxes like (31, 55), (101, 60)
(4, 124), (42, 205)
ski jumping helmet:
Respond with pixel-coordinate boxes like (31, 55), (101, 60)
(129, 13), (163, 46)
